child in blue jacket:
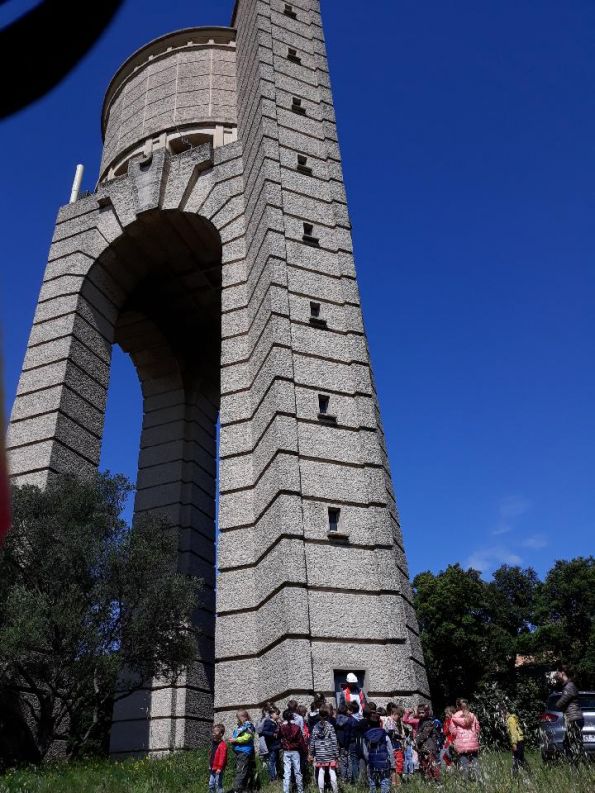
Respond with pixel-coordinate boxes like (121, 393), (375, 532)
(231, 710), (256, 792)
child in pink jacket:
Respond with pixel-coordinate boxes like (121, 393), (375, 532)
(449, 699), (480, 779)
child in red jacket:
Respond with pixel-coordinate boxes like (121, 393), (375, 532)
(209, 724), (228, 793)
(441, 706), (455, 768)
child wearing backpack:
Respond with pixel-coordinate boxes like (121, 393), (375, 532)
(383, 703), (405, 786)
(334, 704), (353, 782)
(362, 711), (395, 793)
(415, 705), (441, 781)
(309, 707), (339, 793)
(347, 700), (363, 783)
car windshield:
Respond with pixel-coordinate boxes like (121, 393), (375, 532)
(547, 693), (595, 711)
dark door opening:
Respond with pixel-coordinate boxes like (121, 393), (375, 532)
(333, 669), (367, 705)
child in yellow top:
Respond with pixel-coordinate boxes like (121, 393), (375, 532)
(500, 705), (528, 776)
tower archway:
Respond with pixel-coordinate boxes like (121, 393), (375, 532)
(87, 209), (222, 753)
(7, 131), (247, 753)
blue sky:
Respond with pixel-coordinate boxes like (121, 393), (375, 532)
(2, 0), (594, 580)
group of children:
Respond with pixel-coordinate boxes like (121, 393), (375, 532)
(208, 690), (524, 791)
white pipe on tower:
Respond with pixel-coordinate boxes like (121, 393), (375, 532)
(69, 164), (84, 203)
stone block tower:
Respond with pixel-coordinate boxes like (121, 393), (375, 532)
(7, 0), (429, 756)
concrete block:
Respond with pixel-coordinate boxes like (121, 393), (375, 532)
(218, 492), (303, 568)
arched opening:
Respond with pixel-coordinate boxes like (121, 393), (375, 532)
(83, 208), (222, 753)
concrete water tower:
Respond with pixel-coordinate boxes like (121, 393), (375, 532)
(7, 0), (429, 755)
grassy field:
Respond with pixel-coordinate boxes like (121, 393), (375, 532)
(0, 750), (593, 793)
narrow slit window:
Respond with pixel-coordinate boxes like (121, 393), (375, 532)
(292, 97), (306, 115)
(288, 48), (302, 64)
(302, 223), (319, 246)
(317, 392), (336, 422)
(297, 154), (313, 176)
(328, 508), (340, 533)
(309, 299), (327, 328)
(318, 394), (330, 414)
(284, 3), (297, 18)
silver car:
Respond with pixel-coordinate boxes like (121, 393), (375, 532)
(540, 691), (595, 761)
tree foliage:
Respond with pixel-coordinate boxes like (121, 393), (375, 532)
(0, 474), (200, 764)
(413, 558), (594, 720)
(532, 557), (595, 682)
(412, 564), (493, 707)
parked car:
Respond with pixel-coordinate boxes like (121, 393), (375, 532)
(539, 691), (595, 762)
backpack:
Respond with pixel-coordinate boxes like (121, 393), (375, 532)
(415, 719), (438, 753)
(335, 715), (351, 749)
(433, 719), (444, 750)
(364, 727), (390, 772)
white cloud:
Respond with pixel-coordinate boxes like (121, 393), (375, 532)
(492, 495), (532, 536)
(466, 497), (545, 576)
(465, 546), (523, 574)
(499, 495), (532, 519)
(492, 524), (513, 536)
(522, 534), (548, 550)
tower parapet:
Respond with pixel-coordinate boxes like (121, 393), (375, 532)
(100, 27), (237, 182)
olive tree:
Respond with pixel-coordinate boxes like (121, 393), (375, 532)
(0, 473), (200, 763)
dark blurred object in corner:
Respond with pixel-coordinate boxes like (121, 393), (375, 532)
(1, 0), (124, 119)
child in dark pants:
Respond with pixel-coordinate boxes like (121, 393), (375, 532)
(231, 710), (256, 792)
(258, 707), (281, 782)
(363, 712), (395, 793)
(500, 704), (529, 777)
(415, 706), (440, 782)
(347, 700), (363, 783)
(335, 704), (353, 781)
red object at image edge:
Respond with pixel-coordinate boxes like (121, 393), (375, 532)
(0, 451), (9, 544)
(0, 365), (9, 543)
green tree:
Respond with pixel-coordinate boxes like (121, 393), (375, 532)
(0, 474), (200, 763)
(532, 556), (595, 686)
(414, 559), (592, 725)
(412, 564), (496, 710)
(489, 564), (539, 638)
(486, 565), (540, 680)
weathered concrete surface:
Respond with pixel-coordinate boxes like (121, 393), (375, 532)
(8, 1), (429, 755)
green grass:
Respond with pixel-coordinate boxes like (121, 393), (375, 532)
(366, 751), (594, 792)
(0, 750), (593, 793)
(0, 751), (210, 793)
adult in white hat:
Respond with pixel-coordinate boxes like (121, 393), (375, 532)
(338, 672), (368, 715)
